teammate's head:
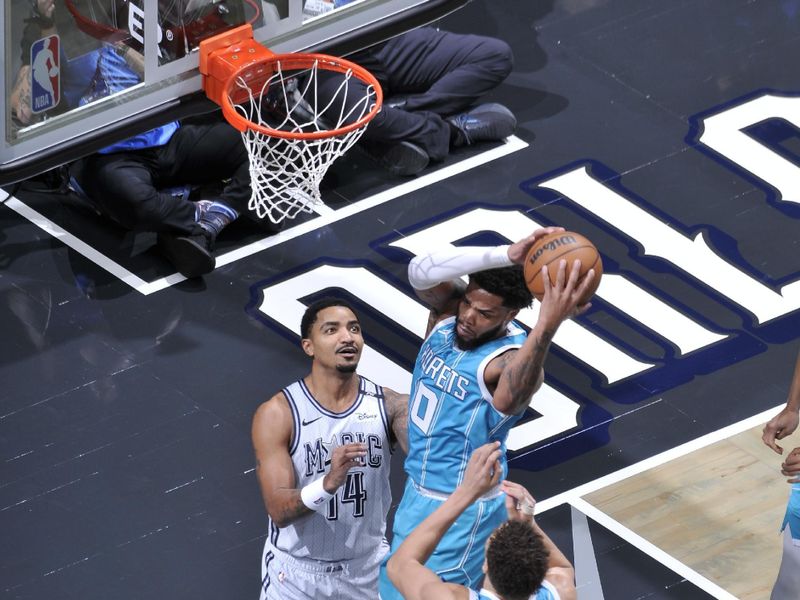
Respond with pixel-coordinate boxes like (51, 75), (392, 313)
(484, 519), (549, 600)
(300, 298), (363, 373)
(455, 266), (532, 350)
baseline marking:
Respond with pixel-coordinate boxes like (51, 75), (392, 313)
(570, 497), (738, 600)
(0, 137), (527, 295)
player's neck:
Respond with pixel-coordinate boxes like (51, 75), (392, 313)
(481, 580), (503, 600)
(304, 368), (360, 410)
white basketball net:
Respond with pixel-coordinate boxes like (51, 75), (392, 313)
(229, 59), (378, 224)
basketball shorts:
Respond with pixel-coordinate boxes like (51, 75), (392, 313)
(260, 540), (388, 600)
(779, 483), (800, 545)
(378, 478), (506, 600)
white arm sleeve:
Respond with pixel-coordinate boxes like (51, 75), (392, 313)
(407, 245), (513, 290)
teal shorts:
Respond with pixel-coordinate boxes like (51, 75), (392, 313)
(781, 483), (800, 542)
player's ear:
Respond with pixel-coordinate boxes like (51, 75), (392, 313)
(301, 338), (314, 357)
(504, 308), (519, 326)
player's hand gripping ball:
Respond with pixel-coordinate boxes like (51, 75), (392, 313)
(524, 231), (603, 304)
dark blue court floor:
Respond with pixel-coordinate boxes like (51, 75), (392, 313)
(3, 1), (800, 598)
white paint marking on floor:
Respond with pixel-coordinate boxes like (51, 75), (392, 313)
(212, 136), (529, 271)
(1, 137), (528, 295)
(569, 497), (739, 600)
(3, 197), (152, 291)
(537, 404), (784, 512)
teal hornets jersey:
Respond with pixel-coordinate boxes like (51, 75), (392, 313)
(469, 580), (560, 599)
(404, 316), (528, 492)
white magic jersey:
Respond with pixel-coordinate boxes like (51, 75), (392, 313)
(269, 375), (393, 562)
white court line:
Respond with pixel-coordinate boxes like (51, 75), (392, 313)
(537, 406), (785, 598)
(3, 196), (157, 291)
(536, 403), (785, 513)
(211, 136), (529, 275)
(1, 136), (528, 295)
(569, 497), (739, 600)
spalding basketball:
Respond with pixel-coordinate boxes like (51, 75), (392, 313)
(524, 231), (603, 303)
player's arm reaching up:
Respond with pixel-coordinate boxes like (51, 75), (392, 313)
(387, 442), (503, 600)
(487, 256), (594, 415)
(502, 480), (577, 599)
(387, 443), (577, 600)
(251, 393), (366, 527)
(407, 229), (595, 415)
(407, 229), (562, 334)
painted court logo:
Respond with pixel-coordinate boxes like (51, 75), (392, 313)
(30, 35), (60, 114)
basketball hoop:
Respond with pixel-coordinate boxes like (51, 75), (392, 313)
(200, 25), (383, 224)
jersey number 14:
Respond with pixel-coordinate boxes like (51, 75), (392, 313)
(325, 471), (366, 520)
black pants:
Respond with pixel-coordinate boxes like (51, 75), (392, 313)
(81, 122), (250, 235)
(337, 27), (514, 160)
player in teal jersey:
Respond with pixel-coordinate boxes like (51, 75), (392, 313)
(762, 348), (800, 600)
(387, 442), (576, 600)
(379, 228), (594, 598)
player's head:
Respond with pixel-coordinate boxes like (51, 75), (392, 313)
(456, 266), (532, 350)
(483, 519), (549, 600)
(300, 298), (363, 373)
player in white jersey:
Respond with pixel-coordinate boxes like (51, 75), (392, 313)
(387, 442), (576, 600)
(762, 348), (800, 600)
(251, 298), (408, 600)
(379, 228), (594, 598)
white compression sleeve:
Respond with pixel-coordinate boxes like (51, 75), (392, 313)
(407, 245), (513, 290)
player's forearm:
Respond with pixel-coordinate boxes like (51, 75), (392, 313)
(495, 324), (552, 413)
(408, 245), (512, 290)
(531, 518), (574, 572)
(264, 489), (314, 528)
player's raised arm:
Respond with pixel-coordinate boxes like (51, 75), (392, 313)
(502, 481), (577, 600)
(387, 442), (502, 600)
(407, 229), (563, 333)
(487, 259), (594, 415)
(251, 394), (366, 527)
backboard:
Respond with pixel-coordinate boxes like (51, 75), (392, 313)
(0, 0), (469, 185)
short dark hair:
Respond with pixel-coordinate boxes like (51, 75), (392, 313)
(486, 520), (549, 600)
(470, 266), (532, 310)
(300, 298), (358, 339)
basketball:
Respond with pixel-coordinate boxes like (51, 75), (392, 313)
(524, 231), (603, 304)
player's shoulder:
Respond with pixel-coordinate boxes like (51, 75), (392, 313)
(542, 567), (577, 600)
(426, 314), (457, 340)
(252, 388), (293, 427)
(357, 374), (383, 395)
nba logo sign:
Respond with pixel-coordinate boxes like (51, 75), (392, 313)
(30, 35), (61, 114)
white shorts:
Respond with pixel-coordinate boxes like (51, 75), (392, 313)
(260, 541), (388, 600)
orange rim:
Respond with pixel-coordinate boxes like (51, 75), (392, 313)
(221, 53), (384, 140)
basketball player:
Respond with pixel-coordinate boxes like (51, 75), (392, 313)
(378, 228), (595, 599)
(762, 348), (800, 600)
(251, 298), (408, 600)
(387, 442), (576, 600)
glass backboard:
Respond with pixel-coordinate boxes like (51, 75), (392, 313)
(1, 0), (469, 185)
